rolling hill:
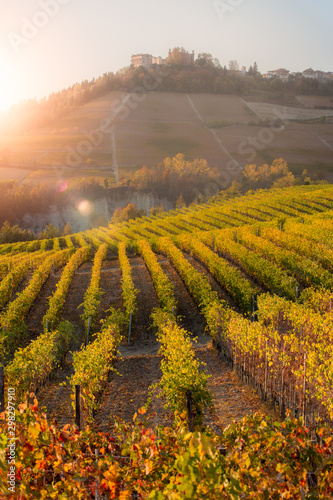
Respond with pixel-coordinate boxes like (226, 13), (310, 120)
(0, 91), (333, 188)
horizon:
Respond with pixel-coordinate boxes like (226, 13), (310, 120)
(0, 0), (333, 112)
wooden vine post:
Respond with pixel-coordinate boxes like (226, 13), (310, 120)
(128, 312), (133, 344)
(186, 390), (194, 432)
(86, 317), (91, 346)
(0, 366), (4, 413)
(95, 449), (99, 500)
(264, 340), (268, 401)
(302, 353), (307, 422)
(75, 385), (81, 431)
(280, 362), (285, 416)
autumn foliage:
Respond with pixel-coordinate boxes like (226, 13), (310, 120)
(1, 401), (333, 499)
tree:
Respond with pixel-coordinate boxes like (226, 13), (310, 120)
(248, 62), (258, 76)
(167, 47), (183, 65)
(63, 222), (72, 235)
(111, 203), (145, 224)
(243, 158), (292, 189)
(39, 223), (62, 240)
(272, 172), (296, 188)
(175, 194), (186, 208)
(228, 60), (239, 72)
(0, 221), (34, 244)
(195, 53), (214, 68)
(149, 205), (164, 216)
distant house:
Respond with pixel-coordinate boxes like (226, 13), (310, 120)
(131, 54), (152, 68)
(152, 55), (167, 65)
(131, 53), (166, 68)
(302, 68), (315, 79)
(263, 69), (290, 81)
(302, 68), (331, 80)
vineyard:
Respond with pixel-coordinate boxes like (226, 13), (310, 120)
(1, 184), (333, 498)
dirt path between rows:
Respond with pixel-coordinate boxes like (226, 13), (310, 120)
(25, 274), (61, 340)
(94, 257), (173, 432)
(36, 264), (92, 427)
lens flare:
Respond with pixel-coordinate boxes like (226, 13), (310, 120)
(77, 200), (93, 216)
(57, 181), (68, 193)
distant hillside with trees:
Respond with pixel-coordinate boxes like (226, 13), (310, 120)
(1, 48), (332, 134)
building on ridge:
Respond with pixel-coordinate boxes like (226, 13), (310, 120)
(263, 68), (290, 81)
(167, 48), (195, 65)
(131, 53), (166, 68)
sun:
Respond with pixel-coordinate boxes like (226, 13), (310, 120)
(0, 51), (23, 112)
(0, 82), (18, 111)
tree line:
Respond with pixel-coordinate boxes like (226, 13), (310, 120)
(0, 154), (326, 243)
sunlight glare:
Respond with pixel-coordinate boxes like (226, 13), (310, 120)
(0, 52), (22, 111)
(77, 199), (94, 217)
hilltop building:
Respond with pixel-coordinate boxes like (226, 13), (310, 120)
(167, 48), (195, 65)
(131, 49), (195, 68)
(263, 68), (290, 81)
(263, 67), (333, 82)
(302, 68), (332, 80)
(131, 53), (167, 68)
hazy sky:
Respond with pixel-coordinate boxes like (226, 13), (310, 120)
(0, 0), (332, 110)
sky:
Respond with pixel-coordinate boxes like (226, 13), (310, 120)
(0, 0), (332, 111)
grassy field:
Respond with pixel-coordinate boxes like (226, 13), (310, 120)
(0, 91), (332, 184)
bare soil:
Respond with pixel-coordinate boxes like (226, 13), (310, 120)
(94, 257), (173, 432)
(25, 274), (62, 341)
(36, 264), (93, 427)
